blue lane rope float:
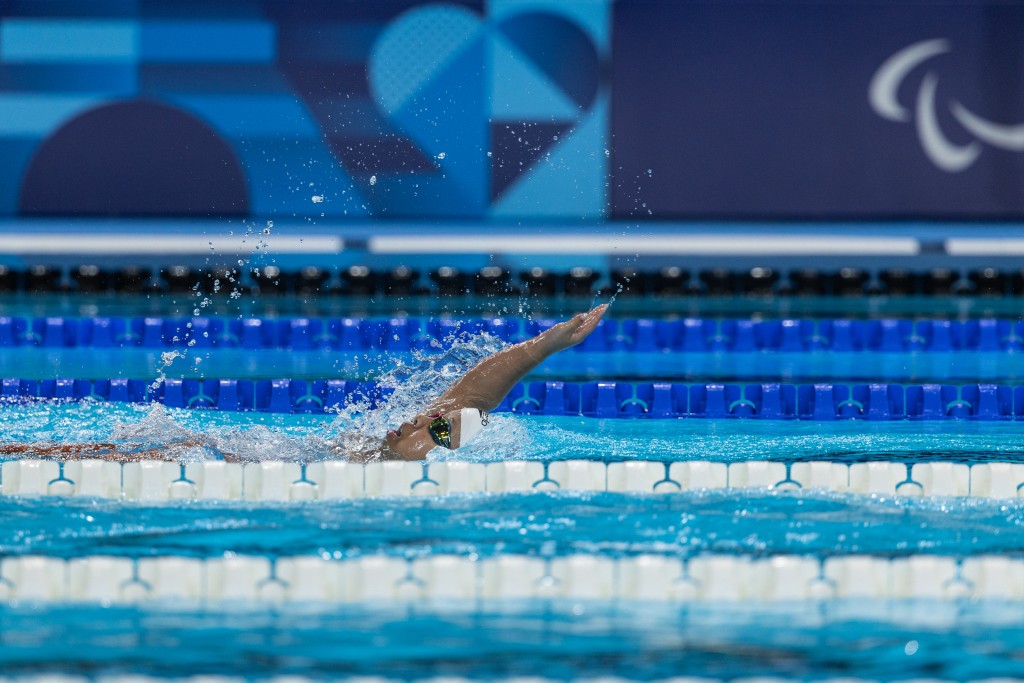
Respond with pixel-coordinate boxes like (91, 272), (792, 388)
(2, 378), (1024, 420)
(0, 316), (1023, 352)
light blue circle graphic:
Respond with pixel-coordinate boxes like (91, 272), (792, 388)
(368, 4), (484, 115)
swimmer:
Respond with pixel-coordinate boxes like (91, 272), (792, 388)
(0, 305), (608, 463)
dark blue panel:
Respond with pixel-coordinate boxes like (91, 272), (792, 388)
(140, 65), (292, 93)
(613, 1), (1024, 218)
(0, 64), (136, 92)
(498, 11), (600, 110)
(19, 99), (249, 216)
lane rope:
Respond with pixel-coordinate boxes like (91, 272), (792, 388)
(0, 315), (1021, 352)
(0, 458), (1016, 500)
(0, 551), (1010, 603)
(3, 378), (1024, 420)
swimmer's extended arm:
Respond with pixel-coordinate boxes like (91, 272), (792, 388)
(429, 304), (608, 413)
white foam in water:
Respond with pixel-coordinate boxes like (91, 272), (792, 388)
(328, 327), (532, 463)
(0, 326), (528, 465)
(110, 404), (197, 445)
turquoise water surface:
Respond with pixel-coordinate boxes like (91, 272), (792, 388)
(5, 401), (1024, 464)
(3, 293), (1024, 680)
(1, 600), (1022, 679)
(3, 402), (1024, 679)
(3, 347), (1024, 383)
(8, 602), (1024, 679)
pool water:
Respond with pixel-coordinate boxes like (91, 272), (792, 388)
(5, 306), (1024, 680)
(2, 488), (1024, 560)
(7, 401), (1024, 464)
(5, 347), (1024, 383)
(2, 600), (1023, 680)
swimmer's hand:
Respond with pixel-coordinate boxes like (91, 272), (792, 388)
(542, 304), (608, 352)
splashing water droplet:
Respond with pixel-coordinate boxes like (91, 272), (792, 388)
(329, 328), (527, 463)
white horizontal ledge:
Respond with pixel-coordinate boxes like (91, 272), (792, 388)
(369, 234), (920, 256)
(0, 552), (1015, 603)
(0, 233), (343, 255)
(946, 238), (1024, 256)
(0, 458), (1013, 501)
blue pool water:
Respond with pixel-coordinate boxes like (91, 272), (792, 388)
(2, 489), (1024, 560)
(7, 401), (1024, 464)
(5, 400), (1024, 678)
(2, 600), (1024, 680)
(6, 600), (1024, 680)
(6, 347), (1024, 383)
(6, 304), (1024, 680)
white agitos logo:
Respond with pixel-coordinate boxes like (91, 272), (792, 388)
(869, 38), (1024, 172)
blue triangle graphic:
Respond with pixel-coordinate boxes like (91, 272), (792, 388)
(493, 92), (608, 218)
(389, 36), (489, 214)
(490, 35), (580, 121)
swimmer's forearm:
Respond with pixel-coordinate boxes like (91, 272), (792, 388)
(433, 333), (561, 412)
(433, 305), (607, 413)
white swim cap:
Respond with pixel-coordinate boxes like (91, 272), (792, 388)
(458, 407), (488, 447)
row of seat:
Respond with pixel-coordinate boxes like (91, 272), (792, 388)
(0, 552), (1019, 603)
(5, 379), (1024, 420)
(3, 315), (1024, 352)
(1, 264), (1021, 297)
(0, 459), (1015, 500)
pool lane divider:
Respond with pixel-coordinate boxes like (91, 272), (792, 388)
(0, 459), (1019, 500)
(0, 551), (1018, 603)
(5, 378), (1024, 420)
(2, 315), (1024, 352)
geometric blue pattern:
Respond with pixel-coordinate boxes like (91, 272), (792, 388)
(0, 0), (610, 219)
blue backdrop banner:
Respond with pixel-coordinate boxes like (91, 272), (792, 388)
(0, 0), (610, 220)
(611, 0), (1024, 219)
(3, 1), (1024, 220)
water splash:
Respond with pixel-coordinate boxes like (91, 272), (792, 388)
(148, 350), (185, 395)
(327, 326), (531, 462)
(155, 220), (277, 382)
(1, 327), (530, 464)
(104, 403), (340, 464)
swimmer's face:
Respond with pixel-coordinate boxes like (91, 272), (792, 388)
(385, 411), (462, 460)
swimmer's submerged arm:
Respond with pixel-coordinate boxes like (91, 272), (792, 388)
(0, 439), (240, 463)
(430, 304), (608, 413)
(0, 442), (121, 458)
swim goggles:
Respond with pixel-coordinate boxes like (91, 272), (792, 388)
(428, 408), (489, 450)
(427, 413), (452, 449)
